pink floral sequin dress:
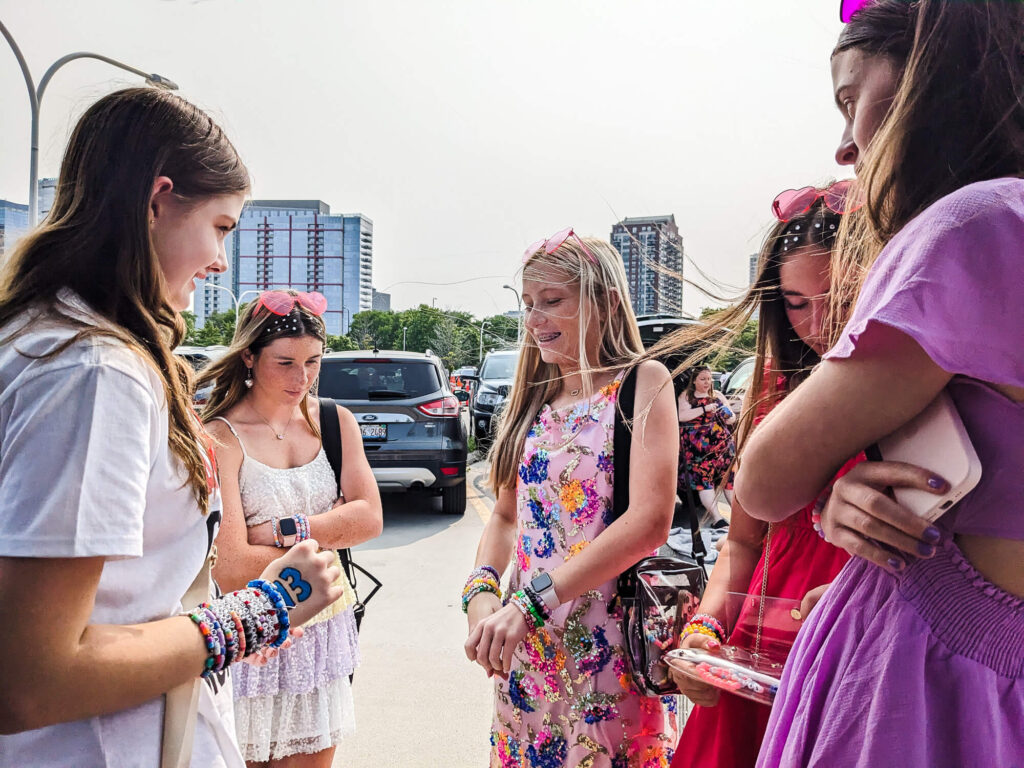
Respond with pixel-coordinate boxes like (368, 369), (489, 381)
(491, 374), (676, 768)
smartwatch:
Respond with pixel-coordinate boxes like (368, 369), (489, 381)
(529, 572), (560, 613)
(277, 517), (298, 547)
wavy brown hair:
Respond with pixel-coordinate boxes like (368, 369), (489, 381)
(648, 198), (842, 447)
(0, 88), (250, 514)
(199, 292), (327, 436)
(488, 236), (644, 491)
(827, 0), (1024, 344)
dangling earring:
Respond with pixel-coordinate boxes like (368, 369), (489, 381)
(244, 367), (254, 389)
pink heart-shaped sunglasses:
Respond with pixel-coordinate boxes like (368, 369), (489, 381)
(522, 227), (597, 264)
(840, 0), (872, 23)
(254, 290), (328, 317)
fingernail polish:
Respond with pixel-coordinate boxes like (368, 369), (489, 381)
(917, 542), (936, 557)
(927, 475), (947, 490)
(887, 557), (905, 571)
(922, 526), (942, 544)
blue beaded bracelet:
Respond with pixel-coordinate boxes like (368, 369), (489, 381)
(247, 579), (291, 648)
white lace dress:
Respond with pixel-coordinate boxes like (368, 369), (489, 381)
(213, 417), (360, 762)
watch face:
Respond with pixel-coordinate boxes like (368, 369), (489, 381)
(531, 572), (553, 593)
(279, 517), (298, 537)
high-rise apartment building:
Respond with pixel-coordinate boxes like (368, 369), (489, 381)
(38, 178), (57, 221)
(194, 200), (372, 335)
(610, 215), (683, 316)
(372, 288), (391, 312)
(0, 200), (29, 258)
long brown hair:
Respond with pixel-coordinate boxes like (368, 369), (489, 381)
(649, 198), (842, 446)
(828, 0), (1024, 343)
(199, 293), (328, 436)
(0, 88), (250, 513)
(488, 236), (644, 491)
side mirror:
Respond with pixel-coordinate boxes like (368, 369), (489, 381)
(454, 390), (471, 403)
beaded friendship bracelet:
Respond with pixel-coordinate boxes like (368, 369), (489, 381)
(811, 488), (831, 540)
(462, 566), (502, 613)
(509, 590), (543, 632)
(681, 613), (727, 644)
(248, 579), (291, 647)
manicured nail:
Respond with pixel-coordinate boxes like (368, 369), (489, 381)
(887, 557), (905, 571)
(707, 639), (720, 650)
(922, 526), (942, 544)
(917, 542), (936, 557)
(927, 475), (947, 490)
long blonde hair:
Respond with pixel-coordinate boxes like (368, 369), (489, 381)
(199, 292), (327, 436)
(488, 236), (644, 491)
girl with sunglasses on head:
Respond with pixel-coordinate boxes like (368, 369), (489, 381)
(463, 229), (680, 768)
(660, 192), (860, 768)
(199, 291), (383, 767)
(736, 2), (1024, 765)
(0, 89), (343, 767)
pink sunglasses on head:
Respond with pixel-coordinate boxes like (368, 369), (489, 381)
(522, 227), (597, 264)
(254, 290), (328, 317)
(840, 0), (872, 23)
(771, 179), (864, 222)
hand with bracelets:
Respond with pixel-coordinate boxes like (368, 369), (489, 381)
(187, 540), (343, 677)
(463, 568), (553, 679)
(669, 612), (728, 708)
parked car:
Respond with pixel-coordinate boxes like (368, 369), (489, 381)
(317, 349), (468, 515)
(466, 348), (519, 445)
(174, 345), (227, 409)
(720, 356), (755, 414)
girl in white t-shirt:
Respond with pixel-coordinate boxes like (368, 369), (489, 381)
(0, 88), (343, 768)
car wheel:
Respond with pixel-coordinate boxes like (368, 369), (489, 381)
(441, 481), (467, 515)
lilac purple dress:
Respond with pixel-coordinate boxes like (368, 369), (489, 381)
(756, 178), (1024, 767)
(491, 374), (677, 768)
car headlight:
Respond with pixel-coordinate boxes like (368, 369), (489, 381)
(477, 392), (505, 407)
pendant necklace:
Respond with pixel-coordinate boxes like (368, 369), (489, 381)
(252, 405), (293, 440)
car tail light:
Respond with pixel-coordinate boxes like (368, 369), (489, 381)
(441, 466), (460, 476)
(417, 396), (460, 418)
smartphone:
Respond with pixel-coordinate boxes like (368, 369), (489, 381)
(868, 391), (982, 522)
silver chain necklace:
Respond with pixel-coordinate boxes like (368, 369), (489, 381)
(251, 404), (294, 440)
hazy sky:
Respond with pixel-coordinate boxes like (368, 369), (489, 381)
(1, 0), (846, 318)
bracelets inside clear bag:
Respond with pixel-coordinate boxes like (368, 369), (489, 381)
(667, 592), (804, 706)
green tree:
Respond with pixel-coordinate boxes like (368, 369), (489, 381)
(325, 334), (357, 352)
(190, 308), (237, 347)
(348, 310), (400, 350)
(181, 310), (197, 344)
(699, 306), (758, 371)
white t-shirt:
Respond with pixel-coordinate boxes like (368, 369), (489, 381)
(0, 294), (244, 768)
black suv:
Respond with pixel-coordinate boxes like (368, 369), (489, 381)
(318, 350), (468, 514)
(468, 349), (519, 444)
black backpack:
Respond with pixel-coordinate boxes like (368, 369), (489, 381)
(317, 398), (382, 636)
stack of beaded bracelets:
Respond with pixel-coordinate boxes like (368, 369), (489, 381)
(681, 613), (727, 644)
(509, 584), (551, 632)
(187, 578), (291, 678)
(272, 514), (311, 547)
(461, 565), (501, 613)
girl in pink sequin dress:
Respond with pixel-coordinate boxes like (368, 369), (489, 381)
(464, 230), (680, 768)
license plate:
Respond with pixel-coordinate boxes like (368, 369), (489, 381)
(360, 424), (387, 440)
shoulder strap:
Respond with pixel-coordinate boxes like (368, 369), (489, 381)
(612, 367), (638, 522)
(317, 398), (343, 492)
(318, 398), (357, 588)
(210, 416), (247, 460)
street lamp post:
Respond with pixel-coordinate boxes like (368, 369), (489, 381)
(502, 284), (522, 343)
(1, 19), (178, 225)
(402, 326), (408, 351)
(204, 283), (238, 316)
(478, 319), (489, 364)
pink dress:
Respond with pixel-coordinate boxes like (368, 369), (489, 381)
(491, 374), (676, 768)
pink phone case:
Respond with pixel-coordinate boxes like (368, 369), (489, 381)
(874, 392), (982, 522)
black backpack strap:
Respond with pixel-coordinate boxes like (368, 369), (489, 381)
(318, 398), (355, 587)
(612, 366), (638, 521)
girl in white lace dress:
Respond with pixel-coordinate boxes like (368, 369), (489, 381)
(201, 291), (383, 767)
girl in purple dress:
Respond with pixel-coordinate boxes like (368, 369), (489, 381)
(463, 230), (679, 767)
(735, 2), (1024, 766)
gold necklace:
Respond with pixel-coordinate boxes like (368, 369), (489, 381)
(251, 403), (293, 440)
